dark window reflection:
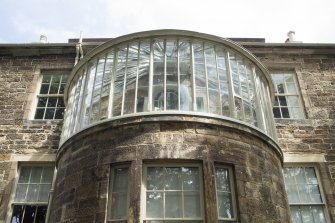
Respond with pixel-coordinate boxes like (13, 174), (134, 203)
(11, 205), (47, 223)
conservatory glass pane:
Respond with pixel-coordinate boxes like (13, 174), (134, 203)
(137, 41), (150, 113)
(179, 40), (192, 111)
(153, 40), (165, 111)
(124, 44), (138, 114)
(113, 47), (127, 116)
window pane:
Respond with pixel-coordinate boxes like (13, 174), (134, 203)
(14, 184), (28, 202)
(217, 192), (233, 219)
(30, 167), (43, 183)
(45, 108), (55, 119)
(165, 167), (181, 190)
(137, 42), (150, 113)
(147, 167), (164, 190)
(35, 206), (48, 223)
(40, 84), (50, 94)
(57, 97), (65, 108)
(311, 206), (326, 223)
(38, 184), (52, 202)
(42, 75), (52, 83)
(215, 168), (230, 191)
(22, 205), (36, 223)
(49, 83), (59, 94)
(300, 206), (313, 223)
(179, 40), (192, 112)
(165, 192), (182, 218)
(123, 44), (138, 115)
(182, 167), (199, 190)
(47, 97), (57, 107)
(37, 97), (48, 107)
(113, 168), (129, 192)
(184, 191), (201, 218)
(290, 206), (302, 223)
(111, 192), (127, 219)
(146, 192), (163, 218)
(41, 167), (54, 183)
(54, 108), (65, 119)
(19, 167), (31, 183)
(26, 184), (39, 202)
(273, 107), (281, 118)
(34, 109), (45, 119)
(113, 48), (127, 116)
(11, 205), (24, 223)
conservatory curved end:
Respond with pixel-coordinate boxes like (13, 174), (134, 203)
(60, 30), (277, 146)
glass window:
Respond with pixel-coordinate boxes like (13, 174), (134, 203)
(215, 166), (236, 221)
(34, 71), (69, 120)
(11, 166), (54, 223)
(109, 166), (130, 222)
(271, 73), (304, 119)
(283, 166), (328, 223)
(144, 164), (203, 222)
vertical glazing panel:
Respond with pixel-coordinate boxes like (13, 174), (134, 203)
(165, 40), (178, 110)
(61, 81), (75, 140)
(137, 41), (150, 113)
(229, 54), (240, 97)
(152, 40), (165, 111)
(113, 47), (127, 117)
(246, 65), (258, 126)
(123, 44), (138, 114)
(74, 71), (86, 132)
(179, 40), (193, 111)
(238, 60), (251, 122)
(193, 42), (207, 112)
(100, 51), (114, 119)
(205, 44), (220, 114)
(90, 56), (105, 123)
(81, 61), (97, 128)
(69, 73), (83, 136)
(216, 48), (230, 116)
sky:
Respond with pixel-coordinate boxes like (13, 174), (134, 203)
(0, 0), (334, 44)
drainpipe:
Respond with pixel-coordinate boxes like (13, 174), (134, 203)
(45, 167), (57, 223)
(75, 31), (84, 65)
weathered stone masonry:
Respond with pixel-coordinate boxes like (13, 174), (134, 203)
(53, 116), (289, 223)
(247, 44), (335, 222)
(0, 48), (75, 222)
(0, 37), (334, 223)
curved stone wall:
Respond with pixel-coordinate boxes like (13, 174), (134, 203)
(52, 117), (289, 223)
(60, 30), (277, 145)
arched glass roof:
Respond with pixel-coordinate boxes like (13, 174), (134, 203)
(60, 30), (277, 145)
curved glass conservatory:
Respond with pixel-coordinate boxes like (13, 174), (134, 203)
(60, 30), (277, 145)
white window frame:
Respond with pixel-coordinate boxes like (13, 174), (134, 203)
(271, 72), (305, 119)
(142, 163), (204, 223)
(214, 165), (237, 222)
(9, 163), (54, 223)
(107, 165), (130, 223)
(283, 164), (330, 223)
(32, 70), (69, 120)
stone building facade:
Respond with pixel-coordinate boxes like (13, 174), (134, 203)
(0, 30), (334, 223)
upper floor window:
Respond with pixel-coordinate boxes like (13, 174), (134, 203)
(34, 71), (68, 120)
(215, 166), (236, 222)
(271, 72), (304, 119)
(283, 166), (328, 223)
(143, 164), (203, 222)
(11, 165), (54, 223)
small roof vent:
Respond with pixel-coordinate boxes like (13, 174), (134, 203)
(40, 35), (48, 43)
(285, 31), (302, 43)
